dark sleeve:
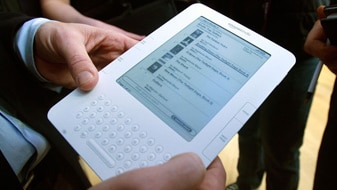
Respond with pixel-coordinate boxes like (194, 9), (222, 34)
(0, 12), (60, 136)
(0, 12), (91, 189)
(0, 12), (33, 52)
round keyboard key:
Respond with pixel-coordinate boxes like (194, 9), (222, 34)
(89, 112), (97, 118)
(155, 145), (164, 153)
(74, 125), (82, 132)
(110, 118), (118, 125)
(96, 118), (104, 125)
(95, 132), (102, 138)
(81, 118), (90, 125)
(131, 153), (140, 161)
(101, 138), (109, 145)
(109, 131), (117, 139)
(76, 112), (83, 118)
(103, 112), (111, 118)
(124, 118), (132, 125)
(83, 106), (90, 112)
(131, 124), (140, 132)
(124, 145), (132, 153)
(124, 160), (132, 169)
(102, 125), (110, 131)
(117, 125), (125, 132)
(117, 112), (125, 118)
(104, 100), (112, 106)
(97, 106), (104, 112)
(147, 138), (155, 146)
(111, 105), (118, 112)
(139, 146), (148, 153)
(98, 95), (105, 100)
(139, 160), (148, 168)
(124, 131), (132, 138)
(88, 125), (96, 131)
(108, 145), (117, 153)
(147, 153), (156, 161)
(80, 131), (88, 138)
(116, 152), (124, 161)
(131, 138), (140, 146)
(91, 100), (98, 106)
(116, 168), (124, 175)
(116, 138), (125, 145)
(139, 131), (147, 138)
(163, 153), (172, 161)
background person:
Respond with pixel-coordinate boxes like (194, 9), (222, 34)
(304, 5), (337, 190)
(200, 0), (329, 189)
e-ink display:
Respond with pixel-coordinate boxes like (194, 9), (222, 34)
(117, 17), (270, 141)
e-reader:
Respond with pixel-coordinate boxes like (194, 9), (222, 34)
(48, 3), (295, 180)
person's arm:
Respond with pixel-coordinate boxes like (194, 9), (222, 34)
(0, 12), (138, 91)
(0, 12), (33, 59)
(39, 0), (91, 24)
(39, 0), (145, 40)
(15, 18), (53, 83)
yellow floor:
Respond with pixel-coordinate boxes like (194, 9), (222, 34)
(82, 65), (336, 189)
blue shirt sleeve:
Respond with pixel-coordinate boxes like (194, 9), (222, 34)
(14, 18), (52, 82)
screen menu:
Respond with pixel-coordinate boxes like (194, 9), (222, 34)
(117, 16), (270, 141)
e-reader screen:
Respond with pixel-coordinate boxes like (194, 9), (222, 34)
(117, 16), (271, 141)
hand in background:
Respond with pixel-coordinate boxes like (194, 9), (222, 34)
(40, 0), (145, 41)
(304, 5), (337, 75)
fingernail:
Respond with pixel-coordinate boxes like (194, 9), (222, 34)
(77, 71), (94, 86)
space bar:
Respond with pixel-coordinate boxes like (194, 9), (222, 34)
(87, 139), (116, 168)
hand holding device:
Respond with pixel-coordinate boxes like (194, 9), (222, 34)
(48, 3), (295, 180)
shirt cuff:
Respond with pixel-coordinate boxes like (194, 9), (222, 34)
(14, 18), (52, 82)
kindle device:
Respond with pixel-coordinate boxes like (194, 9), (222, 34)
(48, 3), (295, 180)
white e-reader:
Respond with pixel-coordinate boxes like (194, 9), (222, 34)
(48, 3), (295, 180)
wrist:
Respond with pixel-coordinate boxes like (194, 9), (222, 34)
(15, 18), (53, 82)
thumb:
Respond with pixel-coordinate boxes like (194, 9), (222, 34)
(63, 42), (99, 91)
(89, 153), (206, 190)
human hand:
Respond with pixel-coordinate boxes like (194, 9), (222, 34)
(88, 153), (226, 190)
(39, 0), (145, 41)
(34, 21), (138, 91)
(304, 5), (337, 75)
(197, 156), (226, 190)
